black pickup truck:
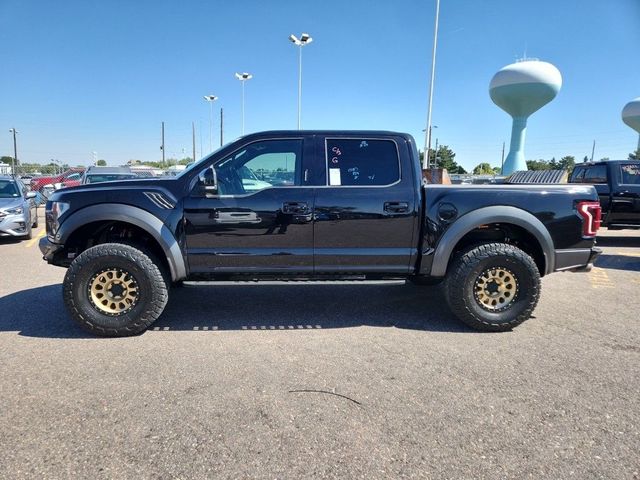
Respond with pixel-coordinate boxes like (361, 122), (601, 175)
(569, 160), (640, 229)
(41, 131), (602, 336)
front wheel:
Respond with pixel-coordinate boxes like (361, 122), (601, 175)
(63, 243), (169, 336)
(444, 243), (540, 332)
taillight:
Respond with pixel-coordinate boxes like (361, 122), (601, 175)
(577, 201), (601, 238)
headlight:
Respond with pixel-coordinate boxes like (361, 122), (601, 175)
(51, 201), (70, 219)
(3, 206), (23, 215)
(48, 201), (70, 240)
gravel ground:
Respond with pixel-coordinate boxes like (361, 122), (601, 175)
(1, 220), (639, 479)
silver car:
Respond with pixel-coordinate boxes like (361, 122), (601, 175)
(0, 175), (38, 239)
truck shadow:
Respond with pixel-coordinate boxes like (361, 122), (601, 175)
(596, 235), (640, 248)
(594, 234), (640, 272)
(0, 283), (474, 339)
(594, 254), (640, 272)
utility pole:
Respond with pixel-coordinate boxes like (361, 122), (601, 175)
(192, 122), (196, 162)
(161, 121), (165, 165)
(501, 141), (505, 174)
(590, 140), (596, 162)
(220, 108), (224, 146)
(423, 0), (441, 170)
(9, 128), (18, 175)
(434, 138), (439, 167)
(199, 120), (203, 158)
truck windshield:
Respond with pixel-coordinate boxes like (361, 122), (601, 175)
(86, 174), (137, 184)
(0, 180), (20, 198)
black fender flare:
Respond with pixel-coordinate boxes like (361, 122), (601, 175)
(428, 205), (555, 277)
(56, 203), (187, 281)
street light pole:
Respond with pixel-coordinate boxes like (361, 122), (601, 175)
(235, 73), (252, 135)
(289, 33), (313, 129)
(203, 95), (218, 152)
(423, 0), (441, 169)
(8, 128), (18, 175)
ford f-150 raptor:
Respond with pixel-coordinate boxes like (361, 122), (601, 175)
(40, 131), (602, 336)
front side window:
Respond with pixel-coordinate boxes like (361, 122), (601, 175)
(583, 165), (607, 184)
(213, 139), (302, 196)
(620, 163), (640, 185)
(326, 138), (400, 186)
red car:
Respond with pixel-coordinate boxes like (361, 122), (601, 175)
(30, 168), (85, 192)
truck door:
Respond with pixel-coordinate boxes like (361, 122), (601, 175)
(183, 137), (315, 274)
(312, 136), (419, 274)
(609, 162), (640, 226)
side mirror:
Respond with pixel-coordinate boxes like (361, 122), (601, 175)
(198, 166), (218, 196)
(25, 191), (37, 199)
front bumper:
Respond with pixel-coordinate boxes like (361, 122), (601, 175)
(0, 212), (30, 237)
(39, 236), (68, 266)
(554, 247), (602, 273)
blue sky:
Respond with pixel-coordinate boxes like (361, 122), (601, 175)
(1, 0), (639, 170)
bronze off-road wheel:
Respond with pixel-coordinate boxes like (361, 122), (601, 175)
(63, 243), (169, 336)
(444, 243), (541, 332)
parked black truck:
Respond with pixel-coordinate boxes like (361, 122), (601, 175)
(41, 131), (602, 336)
(569, 160), (640, 229)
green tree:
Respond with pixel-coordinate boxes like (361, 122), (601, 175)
(629, 149), (640, 160)
(492, 166), (502, 175)
(583, 155), (589, 162)
(472, 162), (495, 175)
(558, 155), (575, 171)
(428, 145), (466, 174)
(1, 156), (14, 165)
(96, 159), (107, 166)
(526, 159), (552, 171)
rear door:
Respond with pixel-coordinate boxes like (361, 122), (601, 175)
(183, 137), (315, 274)
(312, 135), (418, 274)
(609, 162), (640, 226)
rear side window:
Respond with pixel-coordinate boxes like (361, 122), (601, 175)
(569, 166), (586, 183)
(620, 164), (640, 184)
(583, 165), (607, 184)
(325, 138), (400, 186)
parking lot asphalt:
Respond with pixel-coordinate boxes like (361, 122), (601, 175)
(1, 215), (639, 479)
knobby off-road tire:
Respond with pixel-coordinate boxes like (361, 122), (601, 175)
(444, 243), (541, 332)
(63, 243), (169, 336)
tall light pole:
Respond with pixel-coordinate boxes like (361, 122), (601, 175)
(203, 95), (218, 151)
(423, 0), (441, 169)
(8, 128), (18, 175)
(289, 33), (313, 130)
(235, 72), (252, 135)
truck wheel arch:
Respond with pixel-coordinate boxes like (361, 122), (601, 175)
(428, 206), (555, 277)
(56, 204), (187, 281)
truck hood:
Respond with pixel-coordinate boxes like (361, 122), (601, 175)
(62, 177), (176, 191)
(47, 177), (180, 204)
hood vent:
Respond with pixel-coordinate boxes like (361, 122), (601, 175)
(144, 191), (175, 209)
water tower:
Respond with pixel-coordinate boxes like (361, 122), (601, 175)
(489, 60), (562, 174)
(622, 97), (640, 152)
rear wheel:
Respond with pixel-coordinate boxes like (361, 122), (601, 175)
(63, 243), (169, 336)
(444, 243), (540, 332)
